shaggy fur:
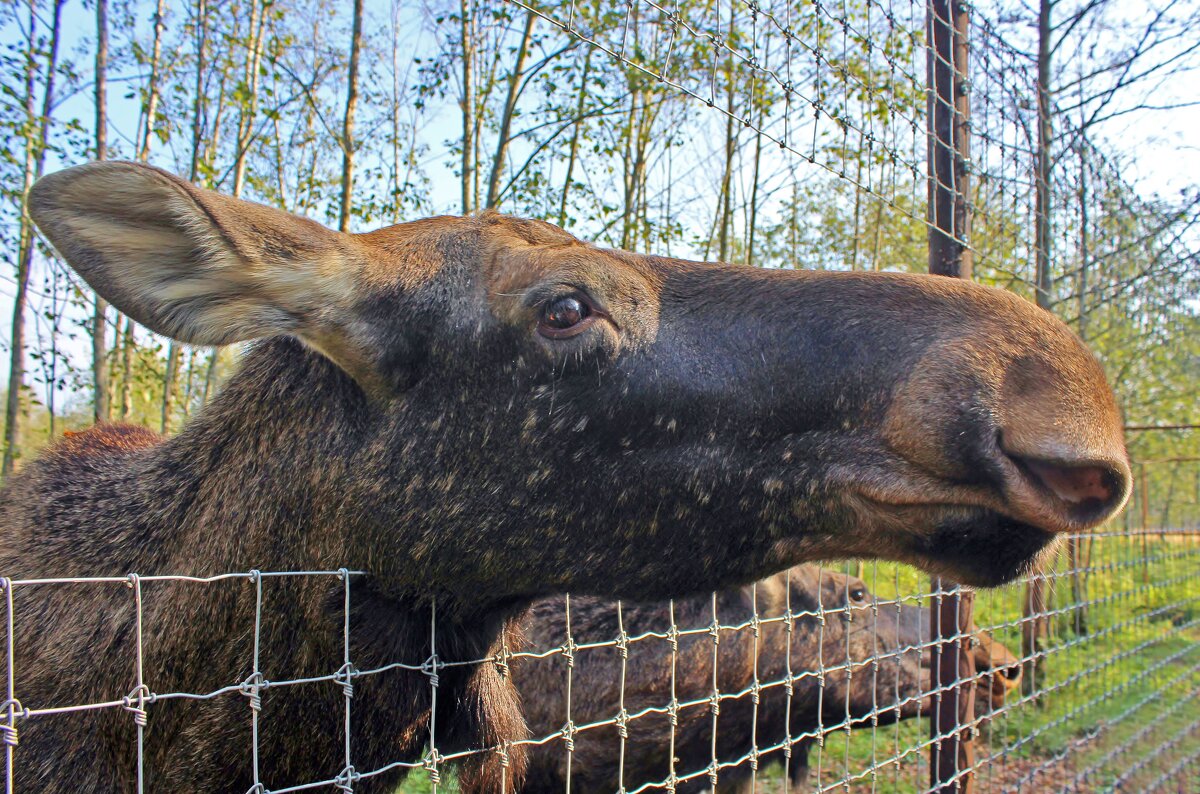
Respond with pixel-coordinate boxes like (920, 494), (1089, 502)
(0, 161), (1127, 791)
(514, 566), (1021, 793)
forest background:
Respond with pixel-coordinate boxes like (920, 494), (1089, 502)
(0, 0), (1196, 522)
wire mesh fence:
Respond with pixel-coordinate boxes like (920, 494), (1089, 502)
(2, 510), (1197, 792)
(3, 0), (1197, 791)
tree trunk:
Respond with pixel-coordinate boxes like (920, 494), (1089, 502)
(162, 345), (181, 433)
(1034, 0), (1053, 311)
(202, 350), (220, 405)
(119, 317), (135, 420)
(484, 11), (535, 208)
(138, 0), (167, 161)
(459, 0), (475, 214)
(48, 265), (60, 439)
(1021, 573), (1049, 696)
(716, 61), (738, 263)
(232, 0), (267, 198)
(165, 0), (210, 434)
(92, 0), (111, 424)
(849, 156), (864, 270)
(1023, 0), (1054, 679)
(746, 129), (763, 266)
(122, 0), (166, 422)
(4, 0), (64, 475)
(390, 0), (404, 223)
(557, 50), (592, 226)
(338, 0), (364, 232)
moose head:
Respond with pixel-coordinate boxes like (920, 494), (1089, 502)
(7, 160), (1130, 791)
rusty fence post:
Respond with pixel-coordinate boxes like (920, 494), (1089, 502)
(927, 0), (976, 791)
(931, 582), (978, 794)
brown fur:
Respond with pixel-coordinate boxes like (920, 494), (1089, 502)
(513, 567), (1021, 793)
(1, 161), (1129, 790)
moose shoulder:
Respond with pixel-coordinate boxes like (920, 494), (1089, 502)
(1, 161), (1130, 791)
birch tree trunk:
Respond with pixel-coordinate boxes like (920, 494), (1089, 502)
(557, 50), (592, 226)
(4, 0), (64, 474)
(338, 0), (364, 232)
(460, 0), (475, 214)
(92, 0), (111, 423)
(484, 11), (535, 209)
(164, 0), (210, 434)
(232, 0), (267, 198)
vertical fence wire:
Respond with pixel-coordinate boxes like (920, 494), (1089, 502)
(1, 0), (1196, 790)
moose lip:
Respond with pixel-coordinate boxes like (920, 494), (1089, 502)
(846, 490), (1059, 586)
(910, 509), (1059, 587)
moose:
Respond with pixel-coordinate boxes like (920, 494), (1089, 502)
(514, 565), (1022, 793)
(1, 161), (1128, 791)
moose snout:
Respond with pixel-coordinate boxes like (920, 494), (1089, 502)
(881, 295), (1131, 538)
(998, 446), (1131, 532)
(992, 350), (1132, 532)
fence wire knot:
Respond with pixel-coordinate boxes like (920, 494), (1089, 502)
(421, 655), (440, 688)
(122, 684), (151, 727)
(493, 645), (512, 678)
(335, 663), (357, 700)
(423, 749), (442, 784)
(334, 764), (357, 792)
(0, 698), (23, 724)
(240, 672), (267, 712)
(0, 697), (21, 748)
(616, 707), (630, 738)
(561, 720), (577, 752)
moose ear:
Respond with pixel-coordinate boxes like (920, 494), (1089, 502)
(28, 161), (357, 347)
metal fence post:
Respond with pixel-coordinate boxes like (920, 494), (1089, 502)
(931, 582), (977, 794)
(927, 0), (976, 791)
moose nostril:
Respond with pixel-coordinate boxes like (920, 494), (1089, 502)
(996, 428), (1132, 530)
(1022, 459), (1116, 507)
(999, 665), (1021, 681)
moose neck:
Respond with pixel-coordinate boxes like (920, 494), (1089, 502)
(112, 338), (369, 578)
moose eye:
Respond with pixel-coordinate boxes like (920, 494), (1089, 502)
(538, 295), (594, 339)
(849, 586), (868, 604)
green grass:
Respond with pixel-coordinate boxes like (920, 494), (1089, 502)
(394, 532), (1200, 792)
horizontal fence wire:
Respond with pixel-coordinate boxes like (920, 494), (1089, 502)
(4, 0), (1196, 791)
(2, 524), (1197, 792)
